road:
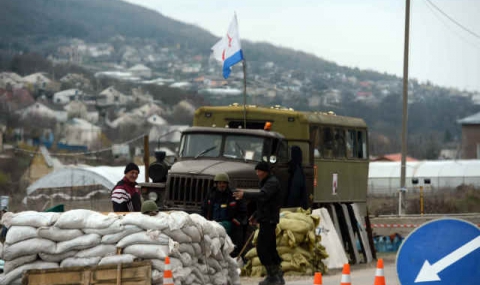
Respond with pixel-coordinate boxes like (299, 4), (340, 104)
(240, 253), (399, 285)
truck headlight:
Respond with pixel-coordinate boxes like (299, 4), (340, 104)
(148, 192), (158, 201)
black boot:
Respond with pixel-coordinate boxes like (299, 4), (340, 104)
(258, 265), (282, 285)
(274, 265), (285, 285)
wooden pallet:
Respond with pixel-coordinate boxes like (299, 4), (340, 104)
(22, 261), (152, 285)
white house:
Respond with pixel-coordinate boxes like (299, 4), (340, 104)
(147, 114), (167, 126)
(131, 103), (164, 118)
(0, 72), (24, 89)
(23, 73), (51, 88)
(62, 118), (101, 148)
(129, 64), (152, 79)
(64, 101), (99, 123)
(97, 86), (130, 106)
(53, 89), (82, 105)
(16, 102), (67, 122)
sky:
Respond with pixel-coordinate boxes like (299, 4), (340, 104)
(123, 0), (480, 92)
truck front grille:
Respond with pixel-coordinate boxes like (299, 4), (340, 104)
(166, 175), (213, 212)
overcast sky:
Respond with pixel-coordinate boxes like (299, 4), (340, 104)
(124, 0), (480, 92)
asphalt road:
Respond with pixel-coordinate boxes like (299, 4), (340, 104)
(240, 253), (399, 285)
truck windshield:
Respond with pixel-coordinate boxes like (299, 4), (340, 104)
(179, 133), (266, 161)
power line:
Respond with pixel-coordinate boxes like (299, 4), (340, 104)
(425, 0), (480, 41)
(423, 0), (480, 49)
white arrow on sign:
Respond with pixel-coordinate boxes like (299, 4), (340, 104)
(415, 235), (480, 283)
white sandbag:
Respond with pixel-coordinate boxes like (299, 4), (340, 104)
(37, 227), (84, 242)
(0, 261), (58, 285)
(0, 242), (3, 259)
(56, 234), (101, 254)
(123, 244), (171, 259)
(212, 222), (227, 239)
(163, 229), (192, 243)
(210, 237), (222, 258)
(5, 226), (37, 244)
(116, 230), (173, 248)
(222, 235), (235, 255)
(2, 211), (59, 228)
(120, 213), (169, 231)
(60, 257), (100, 268)
(192, 243), (202, 256)
(98, 254), (136, 266)
(171, 250), (193, 267)
(167, 211), (192, 231)
(206, 257), (222, 272)
(3, 254), (37, 273)
(182, 225), (202, 243)
(178, 243), (195, 257)
(212, 270), (228, 285)
(190, 214), (217, 237)
(151, 269), (163, 285)
(226, 256), (241, 285)
(54, 210), (118, 229)
(101, 225), (142, 244)
(3, 238), (56, 260)
(171, 266), (192, 283)
(75, 244), (116, 258)
(39, 251), (77, 262)
(83, 219), (124, 235)
(203, 235), (213, 257)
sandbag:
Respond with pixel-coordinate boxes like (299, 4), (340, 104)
(39, 251), (77, 262)
(2, 212), (59, 228)
(116, 230), (173, 248)
(56, 234), (101, 254)
(75, 244), (116, 258)
(101, 225), (142, 244)
(54, 210), (118, 229)
(0, 261), (58, 285)
(123, 244), (171, 259)
(5, 226), (37, 244)
(120, 213), (169, 231)
(182, 225), (202, 242)
(83, 219), (124, 235)
(98, 254), (136, 266)
(3, 254), (37, 273)
(167, 211), (193, 231)
(60, 257), (101, 267)
(37, 227), (84, 242)
(3, 238), (56, 260)
(162, 229), (192, 243)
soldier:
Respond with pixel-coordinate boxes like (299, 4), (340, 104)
(141, 200), (159, 216)
(202, 172), (247, 257)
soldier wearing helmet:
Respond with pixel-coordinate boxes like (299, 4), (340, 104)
(141, 200), (159, 216)
(202, 172), (247, 257)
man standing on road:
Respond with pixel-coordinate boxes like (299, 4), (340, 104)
(233, 161), (285, 285)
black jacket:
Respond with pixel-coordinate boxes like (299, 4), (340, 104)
(202, 187), (247, 226)
(244, 174), (283, 224)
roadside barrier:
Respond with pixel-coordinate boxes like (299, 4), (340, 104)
(340, 263), (351, 285)
(163, 256), (174, 285)
(313, 272), (322, 285)
(373, 258), (386, 285)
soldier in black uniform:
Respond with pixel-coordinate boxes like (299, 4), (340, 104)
(233, 161), (285, 285)
(202, 172), (247, 257)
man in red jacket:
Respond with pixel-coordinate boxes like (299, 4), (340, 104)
(111, 162), (141, 212)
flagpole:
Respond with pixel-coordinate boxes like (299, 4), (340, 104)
(242, 59), (247, 129)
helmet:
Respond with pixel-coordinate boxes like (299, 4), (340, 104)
(214, 173), (230, 183)
(141, 200), (158, 214)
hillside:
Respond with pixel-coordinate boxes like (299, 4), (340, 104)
(1, 0), (479, 159)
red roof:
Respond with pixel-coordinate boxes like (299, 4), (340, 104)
(372, 153), (418, 162)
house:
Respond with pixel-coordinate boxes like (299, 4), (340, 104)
(16, 101), (67, 122)
(61, 118), (101, 148)
(129, 64), (152, 79)
(147, 114), (167, 126)
(457, 112), (480, 159)
(97, 86), (130, 106)
(131, 103), (165, 118)
(59, 73), (92, 89)
(174, 100), (196, 116)
(0, 88), (35, 112)
(53, 89), (82, 104)
(64, 101), (99, 123)
(0, 72), (24, 89)
(149, 124), (189, 151)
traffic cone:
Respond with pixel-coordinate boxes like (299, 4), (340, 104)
(313, 272), (323, 285)
(373, 258), (386, 285)
(340, 263), (351, 285)
(163, 256), (174, 285)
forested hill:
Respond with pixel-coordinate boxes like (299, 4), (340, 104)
(0, 0), (386, 77)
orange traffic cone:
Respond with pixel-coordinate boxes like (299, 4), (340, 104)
(373, 258), (386, 285)
(313, 272), (323, 285)
(340, 263), (351, 285)
(163, 256), (174, 285)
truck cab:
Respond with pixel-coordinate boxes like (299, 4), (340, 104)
(140, 126), (289, 213)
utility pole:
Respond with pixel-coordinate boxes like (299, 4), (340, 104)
(400, 0), (411, 216)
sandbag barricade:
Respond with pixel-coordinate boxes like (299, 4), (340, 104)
(242, 208), (328, 277)
(0, 210), (240, 285)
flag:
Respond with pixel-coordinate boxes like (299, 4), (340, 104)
(211, 14), (244, 79)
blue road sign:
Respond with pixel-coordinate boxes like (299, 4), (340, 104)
(396, 218), (480, 285)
